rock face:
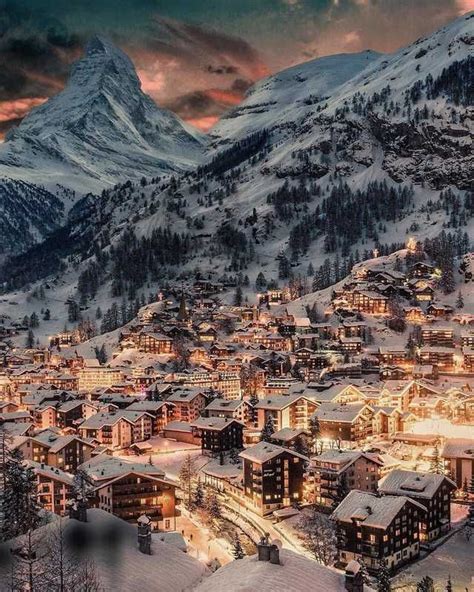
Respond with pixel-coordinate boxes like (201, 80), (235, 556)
(0, 179), (64, 254)
(0, 37), (207, 194)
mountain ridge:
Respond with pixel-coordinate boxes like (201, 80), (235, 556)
(0, 36), (207, 196)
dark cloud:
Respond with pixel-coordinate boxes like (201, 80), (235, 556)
(0, 0), (471, 135)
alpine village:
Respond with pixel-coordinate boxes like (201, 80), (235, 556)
(0, 7), (473, 592)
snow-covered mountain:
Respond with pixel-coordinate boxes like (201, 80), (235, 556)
(212, 50), (381, 141)
(0, 13), (472, 311)
(0, 179), (66, 255)
(0, 37), (207, 195)
(213, 12), (473, 189)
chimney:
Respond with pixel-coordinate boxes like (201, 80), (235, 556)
(269, 543), (280, 565)
(345, 560), (364, 592)
(257, 533), (271, 561)
(137, 514), (152, 555)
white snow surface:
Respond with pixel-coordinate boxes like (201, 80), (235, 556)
(193, 548), (358, 592)
(0, 37), (206, 195)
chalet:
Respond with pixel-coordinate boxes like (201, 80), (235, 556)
(421, 325), (454, 348)
(255, 395), (319, 432)
(81, 457), (178, 530)
(314, 403), (374, 447)
(463, 347), (474, 370)
(338, 322), (368, 340)
(29, 461), (73, 516)
(78, 412), (134, 449)
(403, 306), (426, 324)
(378, 470), (456, 541)
(332, 490), (425, 570)
(418, 347), (455, 370)
(461, 332), (474, 348)
(125, 400), (175, 433)
(167, 388), (208, 422)
(205, 398), (251, 425)
(18, 433), (95, 472)
(427, 303), (454, 319)
(409, 262), (435, 279)
(240, 441), (307, 515)
(253, 333), (292, 352)
(191, 417), (244, 454)
(306, 450), (382, 507)
(56, 400), (98, 429)
(339, 337), (363, 355)
(138, 331), (174, 354)
(441, 438), (474, 489)
(352, 290), (388, 314)
(0, 411), (33, 425)
(372, 407), (402, 436)
(378, 347), (407, 366)
(269, 427), (309, 449)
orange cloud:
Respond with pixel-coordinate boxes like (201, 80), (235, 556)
(185, 115), (219, 131)
(0, 98), (47, 123)
(456, 0), (474, 12)
(204, 89), (243, 106)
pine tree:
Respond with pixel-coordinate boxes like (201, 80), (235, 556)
(179, 454), (197, 506)
(29, 312), (39, 328)
(376, 560), (391, 592)
(25, 329), (35, 349)
(445, 575), (453, 592)
(191, 479), (205, 509)
(260, 414), (275, 442)
(234, 286), (243, 306)
(416, 575), (434, 592)
(430, 442), (444, 475)
(2, 447), (41, 540)
(255, 272), (267, 291)
(231, 531), (245, 559)
(43, 308), (51, 321)
(456, 290), (464, 309)
(205, 491), (222, 521)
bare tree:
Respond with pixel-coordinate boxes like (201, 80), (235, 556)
(297, 507), (337, 565)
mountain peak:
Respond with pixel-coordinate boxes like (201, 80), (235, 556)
(0, 37), (206, 194)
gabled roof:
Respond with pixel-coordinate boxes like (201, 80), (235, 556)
(239, 441), (308, 464)
(255, 394), (315, 411)
(191, 417), (244, 431)
(315, 403), (372, 423)
(332, 490), (425, 529)
(379, 469), (456, 499)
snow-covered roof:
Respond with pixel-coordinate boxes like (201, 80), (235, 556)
(191, 417), (244, 431)
(79, 456), (165, 482)
(315, 402), (370, 422)
(379, 469), (456, 499)
(255, 394), (314, 410)
(6, 509), (206, 592)
(193, 549), (351, 592)
(239, 441), (307, 464)
(442, 438), (474, 460)
(332, 491), (425, 529)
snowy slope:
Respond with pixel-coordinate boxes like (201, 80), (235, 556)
(0, 37), (207, 195)
(212, 50), (381, 141)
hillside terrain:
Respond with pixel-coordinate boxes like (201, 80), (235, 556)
(0, 13), (472, 323)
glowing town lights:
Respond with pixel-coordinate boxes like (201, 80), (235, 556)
(406, 237), (417, 252)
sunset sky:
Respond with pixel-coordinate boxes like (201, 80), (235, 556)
(1, 0), (473, 135)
